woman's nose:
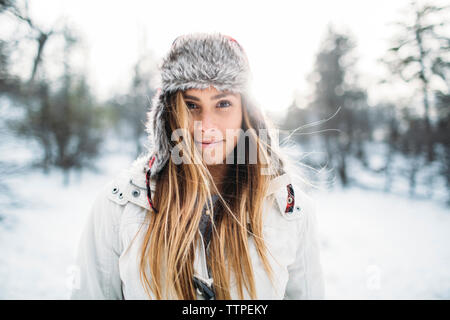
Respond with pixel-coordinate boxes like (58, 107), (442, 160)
(193, 112), (221, 140)
(198, 111), (217, 132)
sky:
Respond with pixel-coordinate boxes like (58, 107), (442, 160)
(5, 0), (445, 117)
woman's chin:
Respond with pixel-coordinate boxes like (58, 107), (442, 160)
(196, 148), (225, 165)
(201, 155), (225, 165)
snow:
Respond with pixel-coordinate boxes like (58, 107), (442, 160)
(0, 143), (449, 299)
(0, 140), (136, 299)
(315, 186), (450, 299)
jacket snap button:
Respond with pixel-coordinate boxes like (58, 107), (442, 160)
(112, 187), (119, 194)
(118, 192), (123, 199)
(295, 206), (301, 211)
(287, 196), (293, 204)
(132, 189), (140, 197)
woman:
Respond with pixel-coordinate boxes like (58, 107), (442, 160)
(70, 32), (325, 300)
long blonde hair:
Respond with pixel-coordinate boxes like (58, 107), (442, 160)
(139, 90), (285, 299)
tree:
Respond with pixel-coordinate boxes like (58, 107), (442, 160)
(281, 100), (314, 144)
(108, 53), (158, 158)
(8, 27), (105, 184)
(307, 25), (370, 187)
(5, 0), (66, 83)
(435, 90), (450, 204)
(381, 0), (450, 162)
(0, 39), (16, 93)
(398, 108), (428, 196)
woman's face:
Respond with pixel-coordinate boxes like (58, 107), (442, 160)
(184, 86), (243, 165)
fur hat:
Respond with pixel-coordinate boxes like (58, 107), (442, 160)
(144, 32), (277, 177)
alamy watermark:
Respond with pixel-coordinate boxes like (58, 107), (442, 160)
(169, 121), (281, 175)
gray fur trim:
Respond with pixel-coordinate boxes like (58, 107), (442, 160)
(160, 32), (252, 95)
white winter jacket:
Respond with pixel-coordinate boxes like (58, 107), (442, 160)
(69, 156), (325, 300)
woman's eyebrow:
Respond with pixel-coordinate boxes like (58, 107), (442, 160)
(183, 92), (237, 101)
(211, 92), (237, 100)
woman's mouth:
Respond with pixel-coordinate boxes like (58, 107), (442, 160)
(195, 140), (224, 148)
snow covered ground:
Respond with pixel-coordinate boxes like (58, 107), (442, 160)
(0, 145), (449, 299)
(316, 186), (450, 299)
(0, 145), (136, 299)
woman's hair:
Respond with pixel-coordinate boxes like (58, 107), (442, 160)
(138, 90), (287, 299)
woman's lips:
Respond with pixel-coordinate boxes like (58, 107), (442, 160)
(195, 140), (224, 148)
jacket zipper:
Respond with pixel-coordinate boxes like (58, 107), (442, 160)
(195, 230), (214, 298)
(197, 230), (213, 282)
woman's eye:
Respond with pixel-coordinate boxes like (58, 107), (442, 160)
(217, 100), (232, 108)
(186, 102), (198, 110)
(186, 100), (232, 110)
